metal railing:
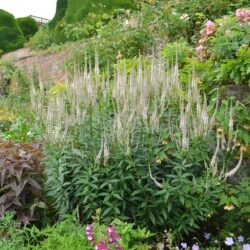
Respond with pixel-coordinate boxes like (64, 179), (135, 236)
(29, 15), (51, 25)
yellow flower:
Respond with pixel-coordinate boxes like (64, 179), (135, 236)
(116, 50), (122, 60)
(223, 204), (235, 211)
(207, 213), (212, 218)
(156, 156), (161, 164)
(162, 140), (168, 145)
(236, 141), (241, 147)
(217, 127), (223, 133)
(241, 145), (248, 152)
(243, 124), (250, 130)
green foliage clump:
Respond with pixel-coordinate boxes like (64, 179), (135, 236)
(62, 0), (133, 24)
(215, 178), (250, 238)
(0, 212), (26, 250)
(0, 9), (26, 53)
(49, 0), (68, 29)
(0, 60), (15, 96)
(166, 0), (250, 39)
(0, 116), (37, 141)
(205, 16), (250, 61)
(26, 215), (89, 250)
(44, 117), (224, 239)
(161, 40), (194, 67)
(28, 25), (54, 51)
(216, 46), (250, 86)
(0, 213), (152, 250)
(66, 18), (155, 71)
(16, 17), (39, 40)
(188, 11), (250, 87)
(51, 0), (133, 43)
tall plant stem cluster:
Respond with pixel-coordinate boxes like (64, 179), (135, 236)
(30, 55), (243, 178)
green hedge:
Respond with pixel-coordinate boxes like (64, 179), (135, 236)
(51, 0), (133, 43)
(16, 17), (39, 39)
(49, 0), (68, 29)
(0, 9), (26, 53)
(63, 0), (133, 23)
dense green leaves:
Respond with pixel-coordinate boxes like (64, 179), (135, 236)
(0, 9), (25, 53)
(16, 17), (39, 40)
(44, 119), (225, 238)
(51, 0), (133, 43)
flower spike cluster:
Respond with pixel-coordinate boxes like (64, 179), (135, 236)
(86, 224), (122, 250)
(107, 226), (122, 250)
(95, 240), (110, 250)
(86, 224), (94, 241)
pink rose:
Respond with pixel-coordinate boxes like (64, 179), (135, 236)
(196, 45), (204, 53)
(205, 20), (215, 36)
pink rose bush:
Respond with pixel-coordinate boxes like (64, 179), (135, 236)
(196, 20), (215, 58)
(236, 9), (250, 23)
(205, 20), (216, 35)
(196, 9), (250, 59)
(195, 44), (206, 57)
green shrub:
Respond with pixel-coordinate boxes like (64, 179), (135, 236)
(66, 20), (155, 72)
(26, 215), (89, 250)
(0, 60), (15, 96)
(49, 0), (68, 29)
(206, 16), (250, 61)
(59, 0), (133, 24)
(0, 9), (26, 53)
(44, 119), (225, 239)
(23, 215), (152, 250)
(214, 177), (250, 238)
(32, 54), (247, 238)
(0, 116), (37, 141)
(28, 25), (54, 51)
(51, 0), (133, 43)
(216, 46), (250, 86)
(16, 17), (39, 40)
(194, 11), (250, 86)
(161, 40), (194, 67)
(169, 0), (250, 39)
(0, 108), (16, 132)
(0, 212), (26, 250)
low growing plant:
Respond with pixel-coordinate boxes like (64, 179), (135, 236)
(0, 140), (45, 222)
(0, 212), (26, 250)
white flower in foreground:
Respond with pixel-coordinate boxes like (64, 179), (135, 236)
(225, 237), (234, 246)
(243, 244), (250, 250)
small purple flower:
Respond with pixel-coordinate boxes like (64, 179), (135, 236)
(95, 240), (110, 250)
(86, 224), (94, 242)
(87, 235), (94, 241)
(192, 244), (200, 250)
(106, 225), (122, 250)
(225, 237), (234, 246)
(181, 242), (188, 249)
(238, 236), (245, 242)
(204, 233), (211, 240)
(243, 244), (250, 250)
